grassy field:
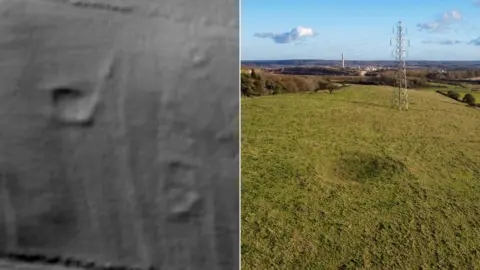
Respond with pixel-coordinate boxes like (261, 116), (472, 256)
(457, 90), (480, 100)
(427, 82), (480, 100)
(241, 86), (480, 269)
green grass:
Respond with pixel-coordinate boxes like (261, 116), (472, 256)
(458, 91), (480, 101)
(445, 88), (480, 101)
(427, 82), (480, 101)
(241, 86), (480, 269)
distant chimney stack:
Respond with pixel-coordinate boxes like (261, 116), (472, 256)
(341, 53), (345, 69)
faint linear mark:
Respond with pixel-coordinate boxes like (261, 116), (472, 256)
(0, 253), (156, 270)
(0, 171), (18, 251)
(169, 190), (201, 217)
(67, 0), (134, 14)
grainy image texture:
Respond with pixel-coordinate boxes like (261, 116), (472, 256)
(0, 0), (239, 269)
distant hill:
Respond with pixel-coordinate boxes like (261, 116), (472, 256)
(242, 59), (480, 70)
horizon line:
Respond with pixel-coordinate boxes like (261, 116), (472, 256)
(241, 59), (480, 62)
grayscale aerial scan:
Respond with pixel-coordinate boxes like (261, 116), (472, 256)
(7, 0), (480, 269)
(0, 0), (239, 269)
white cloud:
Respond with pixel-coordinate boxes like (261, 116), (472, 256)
(417, 10), (462, 32)
(422, 37), (480, 46)
(450, 10), (462, 20)
(254, 26), (316, 44)
(468, 37), (480, 45)
(422, 39), (462, 45)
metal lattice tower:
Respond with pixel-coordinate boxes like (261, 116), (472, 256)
(390, 21), (409, 110)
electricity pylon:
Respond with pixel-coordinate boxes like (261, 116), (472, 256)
(390, 20), (410, 110)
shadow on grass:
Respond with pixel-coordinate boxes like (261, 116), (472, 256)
(440, 100), (480, 108)
(348, 100), (427, 111)
(441, 100), (465, 106)
(348, 100), (389, 109)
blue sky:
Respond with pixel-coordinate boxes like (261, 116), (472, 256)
(241, 0), (480, 60)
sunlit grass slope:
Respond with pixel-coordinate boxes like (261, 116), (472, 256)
(241, 85), (480, 269)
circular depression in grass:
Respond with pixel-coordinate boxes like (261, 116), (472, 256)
(335, 152), (414, 183)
